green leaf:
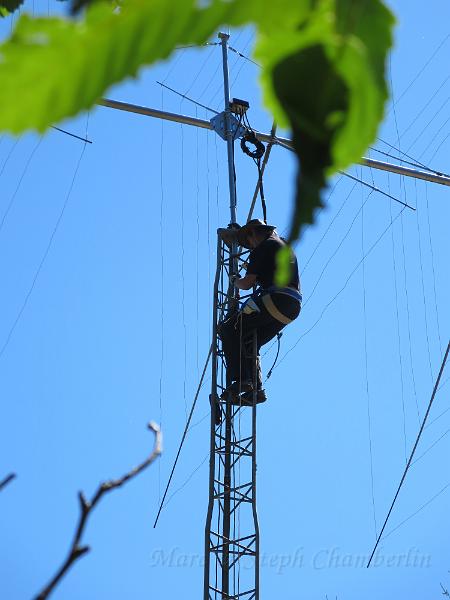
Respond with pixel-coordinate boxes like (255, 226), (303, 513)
(255, 0), (395, 242)
(0, 0), (394, 242)
(0, 0), (244, 132)
(274, 245), (292, 287)
(272, 44), (349, 238)
(0, 0), (24, 17)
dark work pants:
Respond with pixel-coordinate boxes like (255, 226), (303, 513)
(218, 293), (301, 388)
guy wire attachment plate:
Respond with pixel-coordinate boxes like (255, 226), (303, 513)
(210, 111), (246, 141)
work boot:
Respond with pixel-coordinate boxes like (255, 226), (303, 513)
(223, 380), (253, 395)
(244, 388), (267, 404)
(231, 388), (267, 406)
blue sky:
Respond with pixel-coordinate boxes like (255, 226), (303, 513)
(1, 1), (449, 599)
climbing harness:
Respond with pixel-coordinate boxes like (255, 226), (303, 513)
(261, 287), (302, 324)
(264, 286), (303, 302)
(239, 286), (302, 323)
(261, 295), (292, 325)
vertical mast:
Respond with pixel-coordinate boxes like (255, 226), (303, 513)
(219, 31), (238, 225)
(204, 32), (260, 600)
(219, 30), (234, 599)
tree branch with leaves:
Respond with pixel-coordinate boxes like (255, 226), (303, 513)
(0, 0), (395, 277)
(0, 0), (24, 18)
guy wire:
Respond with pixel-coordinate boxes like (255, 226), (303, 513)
(0, 138), (88, 360)
(180, 106), (188, 419)
(273, 206), (408, 374)
(0, 137), (43, 237)
(418, 113), (450, 162)
(367, 341), (450, 567)
(156, 81), (219, 115)
(153, 345), (213, 528)
(415, 178), (434, 383)
(387, 168), (408, 467)
(382, 481), (450, 542)
(158, 86), (165, 503)
(196, 107), (201, 376)
(390, 58), (421, 426)
(0, 137), (21, 180)
(425, 184), (443, 356)
(360, 169), (378, 539)
(392, 32), (450, 108)
(303, 188), (374, 310)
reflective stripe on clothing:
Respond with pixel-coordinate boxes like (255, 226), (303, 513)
(262, 294), (293, 324)
(238, 286), (302, 324)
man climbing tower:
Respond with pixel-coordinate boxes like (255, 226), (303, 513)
(218, 219), (302, 405)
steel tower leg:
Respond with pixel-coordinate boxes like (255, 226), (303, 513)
(204, 236), (260, 600)
(204, 32), (260, 600)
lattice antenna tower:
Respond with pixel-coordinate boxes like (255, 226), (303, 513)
(101, 32), (450, 600)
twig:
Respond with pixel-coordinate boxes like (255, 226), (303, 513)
(0, 472), (16, 492)
(35, 422), (162, 600)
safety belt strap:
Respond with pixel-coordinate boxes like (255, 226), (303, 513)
(262, 294), (292, 325)
(265, 286), (302, 302)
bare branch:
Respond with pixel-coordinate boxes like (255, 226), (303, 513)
(35, 421), (162, 600)
(0, 472), (16, 492)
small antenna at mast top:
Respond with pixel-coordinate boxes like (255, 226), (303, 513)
(230, 98), (249, 115)
(218, 31), (230, 41)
